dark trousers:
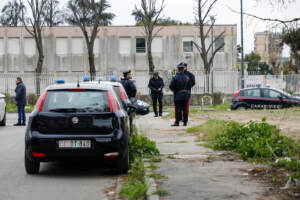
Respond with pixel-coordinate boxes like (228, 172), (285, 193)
(174, 100), (188, 124)
(17, 105), (26, 124)
(152, 94), (163, 115)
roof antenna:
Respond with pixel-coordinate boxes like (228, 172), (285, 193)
(77, 73), (80, 88)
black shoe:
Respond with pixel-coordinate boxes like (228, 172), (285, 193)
(183, 123), (187, 126)
(171, 123), (179, 127)
(159, 113), (162, 117)
(14, 123), (22, 126)
(22, 123), (26, 126)
(154, 114), (158, 117)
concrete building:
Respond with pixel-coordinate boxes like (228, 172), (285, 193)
(254, 31), (282, 64)
(0, 25), (237, 74)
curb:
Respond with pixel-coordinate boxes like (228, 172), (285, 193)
(145, 162), (160, 200)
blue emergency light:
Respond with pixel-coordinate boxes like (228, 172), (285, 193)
(83, 76), (90, 82)
(56, 80), (65, 84)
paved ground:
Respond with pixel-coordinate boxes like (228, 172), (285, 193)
(136, 113), (267, 200)
(0, 114), (118, 200)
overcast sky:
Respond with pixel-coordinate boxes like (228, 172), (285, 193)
(0, 0), (299, 55)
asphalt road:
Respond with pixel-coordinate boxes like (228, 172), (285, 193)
(0, 114), (117, 200)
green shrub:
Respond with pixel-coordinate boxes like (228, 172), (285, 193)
(211, 92), (223, 105)
(27, 93), (37, 105)
(4, 93), (11, 104)
(129, 133), (160, 163)
(211, 118), (300, 162)
(120, 159), (148, 200)
(275, 158), (300, 172)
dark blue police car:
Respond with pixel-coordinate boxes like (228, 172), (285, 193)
(25, 80), (133, 174)
(231, 87), (300, 110)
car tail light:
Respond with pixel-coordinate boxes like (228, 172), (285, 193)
(104, 152), (119, 158)
(32, 152), (46, 157)
(35, 91), (48, 112)
(119, 87), (128, 101)
(238, 98), (244, 102)
(107, 91), (120, 113)
(233, 90), (240, 97)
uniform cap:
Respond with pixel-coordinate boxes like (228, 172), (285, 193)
(123, 70), (131, 75)
(177, 63), (185, 69)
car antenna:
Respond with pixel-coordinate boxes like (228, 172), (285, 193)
(77, 73), (80, 88)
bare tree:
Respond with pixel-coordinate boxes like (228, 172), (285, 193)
(193, 0), (225, 93)
(20, 0), (47, 96)
(67, 0), (114, 80)
(43, 0), (64, 27)
(0, 0), (25, 26)
(132, 0), (165, 74)
(269, 44), (283, 75)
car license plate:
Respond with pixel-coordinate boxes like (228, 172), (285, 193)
(58, 140), (91, 149)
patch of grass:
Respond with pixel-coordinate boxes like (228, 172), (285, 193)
(164, 140), (188, 144)
(290, 172), (300, 180)
(269, 176), (280, 183)
(120, 159), (148, 200)
(6, 104), (34, 113)
(187, 119), (226, 141)
(129, 132), (160, 164)
(152, 189), (169, 196)
(207, 155), (217, 160)
(208, 103), (230, 112)
(146, 162), (160, 169)
(167, 154), (176, 159)
(150, 157), (162, 163)
(275, 158), (300, 172)
(149, 173), (167, 180)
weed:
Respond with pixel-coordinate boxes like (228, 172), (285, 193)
(275, 158), (300, 172)
(150, 157), (162, 163)
(146, 163), (160, 169)
(120, 159), (148, 200)
(269, 176), (280, 183)
(152, 189), (169, 196)
(149, 173), (167, 180)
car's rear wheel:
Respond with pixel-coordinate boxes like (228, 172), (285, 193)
(0, 109), (6, 126)
(25, 152), (40, 174)
(237, 105), (247, 110)
(117, 147), (129, 174)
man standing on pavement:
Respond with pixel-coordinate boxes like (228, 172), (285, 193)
(183, 63), (195, 114)
(14, 77), (27, 126)
(169, 63), (192, 126)
(121, 70), (137, 99)
(148, 72), (164, 117)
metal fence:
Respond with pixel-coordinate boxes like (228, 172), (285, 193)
(0, 70), (241, 96)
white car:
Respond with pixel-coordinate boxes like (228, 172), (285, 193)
(0, 93), (6, 126)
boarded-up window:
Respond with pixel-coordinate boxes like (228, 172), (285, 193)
(0, 39), (4, 55)
(8, 38), (20, 55)
(24, 38), (36, 56)
(119, 38), (131, 54)
(152, 37), (162, 53)
(56, 38), (68, 55)
(183, 37), (193, 52)
(72, 38), (83, 55)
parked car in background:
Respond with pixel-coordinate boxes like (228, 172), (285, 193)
(0, 93), (6, 126)
(231, 87), (300, 110)
(25, 81), (132, 174)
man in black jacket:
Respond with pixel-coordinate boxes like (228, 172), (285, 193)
(169, 64), (192, 126)
(183, 63), (195, 114)
(14, 77), (27, 126)
(148, 72), (164, 117)
(121, 70), (137, 99)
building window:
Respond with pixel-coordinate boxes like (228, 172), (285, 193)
(120, 38), (131, 54)
(183, 37), (194, 53)
(215, 37), (225, 52)
(136, 38), (146, 53)
(56, 38), (68, 55)
(24, 38), (36, 56)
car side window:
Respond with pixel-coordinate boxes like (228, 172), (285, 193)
(269, 90), (282, 98)
(245, 89), (261, 97)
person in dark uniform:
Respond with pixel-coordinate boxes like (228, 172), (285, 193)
(121, 70), (137, 99)
(169, 64), (192, 126)
(183, 63), (195, 114)
(148, 72), (164, 117)
(14, 77), (27, 126)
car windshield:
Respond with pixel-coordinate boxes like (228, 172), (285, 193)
(43, 90), (111, 112)
(276, 89), (292, 97)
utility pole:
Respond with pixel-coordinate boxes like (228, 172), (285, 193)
(240, 0), (245, 88)
(210, 16), (215, 94)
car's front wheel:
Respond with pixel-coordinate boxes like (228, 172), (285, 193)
(0, 109), (6, 126)
(117, 147), (129, 174)
(24, 151), (40, 174)
(237, 105), (247, 110)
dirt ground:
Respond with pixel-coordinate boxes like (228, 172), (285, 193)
(135, 109), (300, 200)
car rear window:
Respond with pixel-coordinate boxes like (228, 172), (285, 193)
(244, 89), (261, 97)
(42, 90), (111, 112)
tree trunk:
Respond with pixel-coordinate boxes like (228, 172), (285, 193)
(88, 49), (96, 81)
(147, 37), (155, 74)
(35, 53), (44, 97)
